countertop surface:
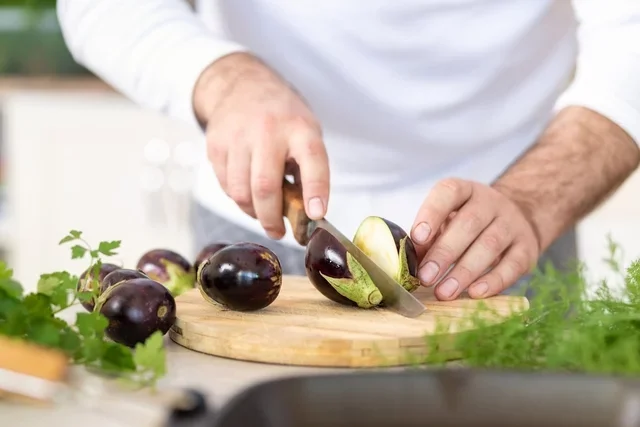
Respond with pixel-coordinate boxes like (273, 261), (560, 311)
(1, 336), (369, 427)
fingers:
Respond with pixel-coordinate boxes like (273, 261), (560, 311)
(288, 123), (330, 220)
(417, 199), (497, 287)
(467, 243), (535, 299)
(411, 179), (473, 251)
(432, 218), (512, 300)
(251, 136), (287, 239)
(206, 138), (228, 191)
(226, 141), (256, 218)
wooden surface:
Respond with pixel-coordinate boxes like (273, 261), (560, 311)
(170, 275), (529, 368)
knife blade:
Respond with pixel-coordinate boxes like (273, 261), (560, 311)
(282, 178), (427, 318)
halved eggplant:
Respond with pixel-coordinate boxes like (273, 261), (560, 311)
(352, 216), (420, 293)
(304, 228), (382, 309)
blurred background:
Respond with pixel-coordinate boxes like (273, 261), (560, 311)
(0, 0), (639, 294)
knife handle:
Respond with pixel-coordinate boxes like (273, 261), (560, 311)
(282, 178), (312, 246)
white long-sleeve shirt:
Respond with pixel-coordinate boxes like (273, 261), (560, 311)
(57, 0), (640, 248)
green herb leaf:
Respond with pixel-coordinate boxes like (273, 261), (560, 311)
(59, 230), (83, 244)
(98, 240), (121, 256)
(76, 311), (108, 337)
(133, 331), (167, 387)
(0, 261), (23, 300)
(71, 244), (88, 259)
(1, 230), (168, 390)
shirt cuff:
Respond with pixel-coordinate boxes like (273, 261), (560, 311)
(167, 35), (249, 131)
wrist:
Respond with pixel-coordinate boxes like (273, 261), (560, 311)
(192, 52), (267, 128)
(492, 106), (639, 253)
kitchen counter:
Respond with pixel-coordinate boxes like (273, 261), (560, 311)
(1, 337), (368, 427)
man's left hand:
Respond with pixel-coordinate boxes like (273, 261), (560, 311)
(410, 178), (540, 300)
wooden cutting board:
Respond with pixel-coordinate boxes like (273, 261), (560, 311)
(169, 275), (529, 368)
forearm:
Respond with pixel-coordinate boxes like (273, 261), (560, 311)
(56, 0), (247, 129)
(493, 106), (639, 252)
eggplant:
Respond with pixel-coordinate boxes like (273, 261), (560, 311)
(304, 216), (420, 309)
(136, 249), (195, 296)
(194, 242), (230, 274)
(100, 268), (148, 294)
(197, 242), (282, 311)
(94, 277), (176, 348)
(305, 228), (382, 309)
(352, 216), (421, 293)
(76, 262), (120, 312)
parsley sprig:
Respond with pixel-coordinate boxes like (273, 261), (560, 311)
(424, 236), (640, 375)
(0, 230), (167, 388)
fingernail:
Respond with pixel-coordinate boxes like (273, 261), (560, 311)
(470, 282), (489, 297)
(438, 278), (459, 299)
(412, 222), (431, 244)
(419, 261), (439, 285)
(308, 197), (324, 218)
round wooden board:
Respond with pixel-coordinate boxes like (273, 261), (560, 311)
(169, 275), (529, 368)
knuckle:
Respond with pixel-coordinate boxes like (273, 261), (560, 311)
(458, 210), (485, 234)
(480, 232), (504, 253)
(228, 187), (252, 207)
(302, 178), (330, 196)
(493, 218), (512, 242)
(300, 137), (325, 158)
(454, 263), (475, 282)
(252, 175), (278, 200)
(437, 178), (464, 198)
(430, 244), (456, 264)
(207, 143), (225, 162)
(289, 114), (318, 130)
(506, 253), (530, 277)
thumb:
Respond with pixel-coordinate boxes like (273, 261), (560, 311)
(288, 127), (330, 220)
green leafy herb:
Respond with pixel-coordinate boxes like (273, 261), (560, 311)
(0, 230), (167, 389)
(424, 236), (640, 375)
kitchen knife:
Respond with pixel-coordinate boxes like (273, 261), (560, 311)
(282, 178), (427, 318)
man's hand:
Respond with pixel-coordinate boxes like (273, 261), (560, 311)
(192, 52), (330, 239)
(410, 179), (540, 300)
(411, 106), (640, 301)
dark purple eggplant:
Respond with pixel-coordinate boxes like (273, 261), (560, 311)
(76, 262), (120, 312)
(136, 249), (195, 296)
(94, 277), (176, 348)
(305, 228), (382, 309)
(100, 268), (148, 294)
(352, 216), (421, 293)
(194, 242), (230, 274)
(197, 242), (282, 311)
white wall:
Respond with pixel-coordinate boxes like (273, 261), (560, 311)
(1, 90), (203, 292)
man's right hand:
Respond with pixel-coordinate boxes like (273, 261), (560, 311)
(192, 52), (330, 240)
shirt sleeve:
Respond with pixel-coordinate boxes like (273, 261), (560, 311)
(56, 0), (249, 130)
(554, 0), (640, 145)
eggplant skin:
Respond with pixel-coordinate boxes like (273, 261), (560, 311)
(100, 268), (148, 294)
(304, 228), (358, 307)
(99, 278), (176, 348)
(194, 242), (230, 274)
(380, 217), (419, 277)
(77, 263), (120, 312)
(198, 242), (282, 311)
(136, 249), (193, 283)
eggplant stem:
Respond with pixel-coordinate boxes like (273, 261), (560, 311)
(320, 253), (383, 308)
(398, 236), (420, 292)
